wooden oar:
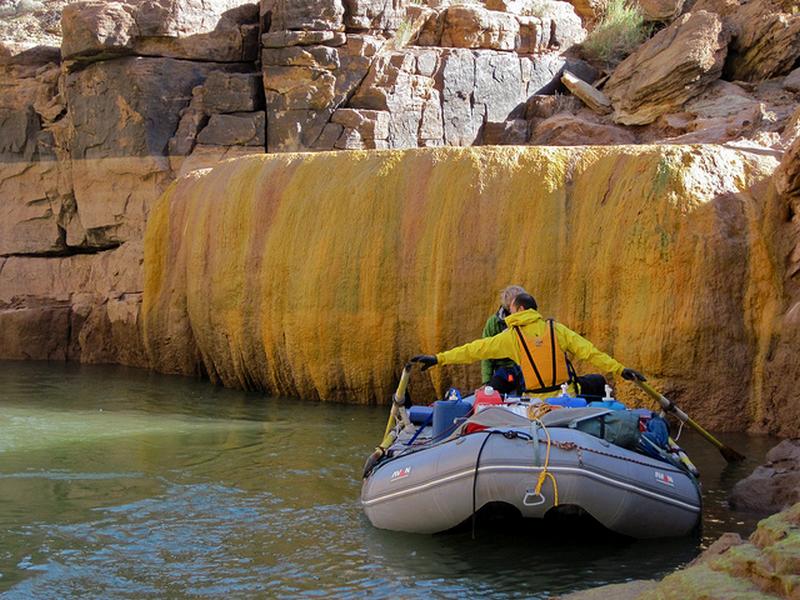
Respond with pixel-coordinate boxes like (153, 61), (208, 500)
(635, 380), (745, 463)
(363, 363), (413, 478)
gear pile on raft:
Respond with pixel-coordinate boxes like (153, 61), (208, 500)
(361, 290), (745, 539)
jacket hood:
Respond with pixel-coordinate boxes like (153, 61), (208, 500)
(503, 308), (544, 327)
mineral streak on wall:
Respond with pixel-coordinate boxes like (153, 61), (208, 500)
(142, 145), (795, 434)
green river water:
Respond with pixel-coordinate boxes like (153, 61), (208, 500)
(0, 361), (778, 599)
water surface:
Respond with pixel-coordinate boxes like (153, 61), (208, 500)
(0, 361), (777, 598)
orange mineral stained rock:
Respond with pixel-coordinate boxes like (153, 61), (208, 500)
(142, 144), (800, 436)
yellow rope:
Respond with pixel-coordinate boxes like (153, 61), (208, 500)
(527, 402), (558, 421)
(532, 418), (559, 506)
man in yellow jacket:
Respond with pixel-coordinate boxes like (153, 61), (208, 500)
(411, 293), (645, 397)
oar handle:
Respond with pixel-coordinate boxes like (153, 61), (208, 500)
(393, 362), (413, 406)
(637, 381), (689, 421)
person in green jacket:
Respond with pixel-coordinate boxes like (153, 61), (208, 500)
(481, 285), (527, 393)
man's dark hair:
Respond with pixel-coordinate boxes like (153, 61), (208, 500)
(512, 293), (538, 311)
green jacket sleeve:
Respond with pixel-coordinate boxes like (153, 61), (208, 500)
(555, 323), (625, 376)
(480, 314), (501, 383)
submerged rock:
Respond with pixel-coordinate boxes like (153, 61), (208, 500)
(730, 440), (800, 513)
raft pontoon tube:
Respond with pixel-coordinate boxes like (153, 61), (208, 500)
(361, 395), (702, 539)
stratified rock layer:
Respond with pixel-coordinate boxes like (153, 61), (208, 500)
(142, 145), (798, 436)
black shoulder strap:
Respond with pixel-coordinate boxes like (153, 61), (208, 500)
(548, 319), (557, 387)
(513, 325), (546, 390)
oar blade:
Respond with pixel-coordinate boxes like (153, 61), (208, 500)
(720, 444), (746, 463)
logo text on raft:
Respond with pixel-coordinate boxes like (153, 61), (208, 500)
(391, 467), (412, 482)
(654, 471), (675, 487)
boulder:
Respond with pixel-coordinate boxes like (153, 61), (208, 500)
(525, 93), (582, 120)
(562, 0), (608, 26)
(268, 0), (344, 31)
(342, 0), (407, 31)
(0, 46), (61, 162)
(263, 34), (383, 151)
(349, 50), (443, 148)
(196, 112), (266, 146)
(330, 108), (390, 140)
(201, 71), (264, 113)
(531, 113), (636, 144)
(440, 5), (520, 51)
(730, 440), (800, 513)
(691, 0), (739, 18)
(562, 504), (800, 599)
(784, 68), (800, 93)
(725, 0), (800, 82)
(604, 10), (731, 125)
(662, 80), (764, 143)
(418, 2), (585, 52)
(535, 0), (587, 49)
(61, 0), (259, 62)
(637, 0), (685, 21)
(482, 118), (529, 144)
(561, 70), (611, 114)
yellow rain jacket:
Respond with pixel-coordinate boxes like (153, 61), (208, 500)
(436, 309), (625, 397)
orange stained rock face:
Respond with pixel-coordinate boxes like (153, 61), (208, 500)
(142, 145), (796, 434)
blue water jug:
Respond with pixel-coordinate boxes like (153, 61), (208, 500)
(409, 405), (434, 425)
(547, 397), (588, 408)
(432, 399), (471, 439)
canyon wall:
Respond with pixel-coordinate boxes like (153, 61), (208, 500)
(142, 144), (800, 436)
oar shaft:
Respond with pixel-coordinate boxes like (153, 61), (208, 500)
(380, 363), (414, 449)
(684, 415), (725, 451)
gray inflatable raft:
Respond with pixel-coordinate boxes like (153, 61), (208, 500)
(362, 404), (702, 538)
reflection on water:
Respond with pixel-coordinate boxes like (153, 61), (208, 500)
(0, 361), (778, 598)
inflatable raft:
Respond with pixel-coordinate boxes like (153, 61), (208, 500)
(361, 367), (702, 539)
